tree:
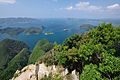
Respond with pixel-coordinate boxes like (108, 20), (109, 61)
(53, 23), (120, 80)
(80, 64), (102, 80)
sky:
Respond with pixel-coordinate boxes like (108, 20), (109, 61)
(0, 0), (120, 19)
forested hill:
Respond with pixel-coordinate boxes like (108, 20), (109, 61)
(0, 39), (29, 80)
(0, 39), (29, 70)
(0, 38), (53, 80)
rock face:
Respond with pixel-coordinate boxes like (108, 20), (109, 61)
(12, 63), (79, 80)
(12, 64), (36, 80)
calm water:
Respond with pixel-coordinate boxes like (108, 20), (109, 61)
(0, 18), (120, 49)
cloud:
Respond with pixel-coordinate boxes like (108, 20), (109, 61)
(65, 2), (101, 11)
(0, 0), (16, 4)
(65, 6), (73, 10)
(75, 2), (101, 11)
(64, 1), (120, 14)
(62, 1), (120, 18)
(107, 4), (120, 10)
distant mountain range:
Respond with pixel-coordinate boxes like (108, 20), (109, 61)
(0, 18), (37, 24)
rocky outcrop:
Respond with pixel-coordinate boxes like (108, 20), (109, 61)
(12, 63), (79, 80)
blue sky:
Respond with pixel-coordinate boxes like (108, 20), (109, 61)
(0, 0), (120, 19)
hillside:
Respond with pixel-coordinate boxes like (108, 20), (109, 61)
(0, 39), (29, 73)
(28, 39), (53, 64)
(0, 48), (30, 80)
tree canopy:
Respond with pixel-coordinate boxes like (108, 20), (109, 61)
(52, 23), (120, 80)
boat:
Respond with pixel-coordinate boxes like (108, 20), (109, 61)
(63, 29), (69, 31)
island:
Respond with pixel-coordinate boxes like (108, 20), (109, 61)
(0, 27), (24, 35)
(0, 26), (44, 36)
(24, 27), (43, 35)
(80, 24), (95, 30)
(44, 32), (54, 35)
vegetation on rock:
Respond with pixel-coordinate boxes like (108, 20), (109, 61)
(41, 74), (63, 80)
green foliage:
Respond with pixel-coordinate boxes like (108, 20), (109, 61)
(38, 50), (57, 66)
(63, 34), (82, 49)
(0, 48), (30, 80)
(41, 74), (63, 80)
(80, 64), (102, 80)
(28, 49), (45, 64)
(78, 43), (104, 61)
(54, 47), (83, 73)
(28, 39), (53, 64)
(88, 23), (120, 46)
(0, 39), (28, 74)
(53, 23), (120, 79)
(35, 39), (53, 52)
(99, 53), (120, 79)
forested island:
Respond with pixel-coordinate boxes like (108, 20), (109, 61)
(0, 27), (44, 35)
(0, 23), (120, 80)
(80, 24), (95, 30)
(24, 27), (44, 35)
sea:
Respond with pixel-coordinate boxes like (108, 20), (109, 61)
(0, 18), (120, 49)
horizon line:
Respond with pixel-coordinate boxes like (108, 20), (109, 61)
(0, 17), (120, 20)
